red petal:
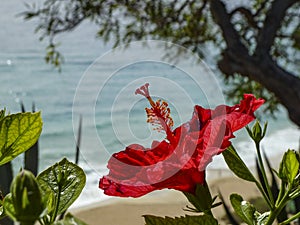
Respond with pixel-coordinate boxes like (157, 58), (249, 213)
(99, 93), (264, 198)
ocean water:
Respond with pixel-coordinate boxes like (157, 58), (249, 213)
(1, 0), (299, 208)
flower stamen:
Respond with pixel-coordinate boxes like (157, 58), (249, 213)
(135, 83), (174, 137)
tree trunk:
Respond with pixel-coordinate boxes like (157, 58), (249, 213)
(210, 0), (300, 127)
(218, 49), (300, 127)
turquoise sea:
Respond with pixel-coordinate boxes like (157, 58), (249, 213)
(1, 0), (299, 207)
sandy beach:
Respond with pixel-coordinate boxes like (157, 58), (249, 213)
(70, 172), (261, 225)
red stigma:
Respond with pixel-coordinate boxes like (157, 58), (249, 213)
(135, 83), (150, 98)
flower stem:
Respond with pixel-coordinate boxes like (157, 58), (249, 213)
(266, 187), (290, 225)
(204, 209), (214, 216)
(255, 142), (274, 206)
(20, 222), (35, 225)
(255, 180), (272, 208)
(52, 188), (61, 223)
(280, 211), (300, 225)
(266, 201), (288, 225)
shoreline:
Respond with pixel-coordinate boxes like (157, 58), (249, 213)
(69, 174), (260, 225)
(68, 150), (288, 225)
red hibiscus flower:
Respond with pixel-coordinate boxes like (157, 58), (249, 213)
(99, 83), (264, 197)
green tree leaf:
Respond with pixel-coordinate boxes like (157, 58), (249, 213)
(230, 193), (257, 225)
(21, 0), (300, 126)
(37, 158), (86, 221)
(143, 214), (218, 225)
(0, 112), (42, 165)
(222, 146), (256, 182)
(53, 213), (88, 225)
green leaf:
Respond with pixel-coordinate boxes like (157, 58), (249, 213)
(279, 149), (299, 184)
(3, 194), (16, 221)
(0, 204), (4, 219)
(219, 192), (239, 225)
(246, 121), (268, 144)
(6, 170), (44, 223)
(0, 112), (42, 165)
(230, 194), (257, 225)
(44, 189), (56, 217)
(37, 158), (86, 220)
(143, 214), (218, 225)
(222, 146), (256, 182)
(0, 207), (5, 220)
(53, 213), (88, 225)
(183, 183), (213, 213)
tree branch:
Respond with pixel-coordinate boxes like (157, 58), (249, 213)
(53, 16), (85, 34)
(230, 7), (258, 29)
(255, 0), (297, 56)
(209, 0), (248, 54)
(253, 0), (269, 17)
(219, 48), (300, 126)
